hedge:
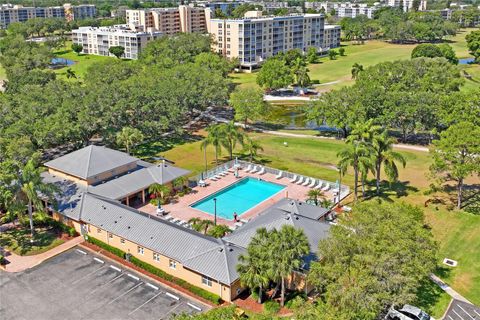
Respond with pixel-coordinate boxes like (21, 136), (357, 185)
(86, 236), (222, 304)
(130, 256), (222, 304)
(86, 236), (126, 259)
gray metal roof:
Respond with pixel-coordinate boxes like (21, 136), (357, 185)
(89, 163), (190, 200)
(75, 192), (243, 285)
(275, 198), (329, 220)
(224, 199), (331, 252)
(44, 145), (138, 180)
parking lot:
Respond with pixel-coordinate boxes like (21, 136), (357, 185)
(0, 247), (207, 320)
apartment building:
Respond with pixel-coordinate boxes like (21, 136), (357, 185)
(387, 0), (427, 12)
(71, 25), (162, 59)
(200, 1), (241, 16)
(126, 5), (210, 34)
(305, 2), (378, 19)
(323, 24), (341, 50)
(208, 12), (325, 70)
(0, 3), (96, 29)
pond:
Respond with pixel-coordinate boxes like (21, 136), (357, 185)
(51, 57), (75, 66)
(459, 58), (475, 65)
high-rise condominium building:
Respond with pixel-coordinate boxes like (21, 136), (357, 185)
(0, 3), (96, 29)
(208, 12), (325, 70)
(387, 0), (427, 12)
(323, 24), (341, 50)
(71, 25), (162, 59)
(126, 5), (210, 34)
(305, 2), (378, 19)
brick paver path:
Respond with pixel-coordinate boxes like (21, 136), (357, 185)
(0, 236), (84, 272)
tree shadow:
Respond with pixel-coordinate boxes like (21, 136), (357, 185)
(134, 133), (203, 161)
(414, 276), (449, 315)
(365, 180), (419, 202)
(461, 184), (480, 215)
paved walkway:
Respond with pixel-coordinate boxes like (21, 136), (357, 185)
(0, 236), (84, 272)
(430, 274), (472, 305)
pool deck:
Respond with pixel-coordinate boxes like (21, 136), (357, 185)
(138, 168), (337, 227)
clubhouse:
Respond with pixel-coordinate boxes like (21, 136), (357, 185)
(43, 145), (343, 302)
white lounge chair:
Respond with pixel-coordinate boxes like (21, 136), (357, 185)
(315, 181), (323, 189)
(296, 176), (304, 185)
(244, 164), (252, 172)
(219, 171), (228, 177)
(198, 179), (206, 187)
(234, 222), (243, 227)
(250, 166), (259, 174)
(214, 174), (222, 179)
(177, 220), (186, 226)
(276, 171), (283, 179)
(164, 215), (174, 221)
(258, 167), (266, 175)
(322, 183), (330, 191)
(308, 179), (316, 188)
(289, 174), (298, 183)
(240, 218), (249, 224)
(210, 176), (218, 181)
(229, 225), (238, 231)
(302, 178), (310, 186)
(171, 218), (180, 224)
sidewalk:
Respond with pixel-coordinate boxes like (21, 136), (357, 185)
(0, 236), (84, 273)
(430, 274), (472, 304)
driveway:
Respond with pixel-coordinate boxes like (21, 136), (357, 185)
(0, 247), (207, 320)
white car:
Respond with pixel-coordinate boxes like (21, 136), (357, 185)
(385, 305), (433, 320)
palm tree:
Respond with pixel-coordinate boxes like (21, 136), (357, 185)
(148, 183), (170, 210)
(207, 224), (231, 238)
(203, 125), (224, 165)
(347, 119), (381, 144)
(337, 143), (373, 201)
(116, 127), (144, 155)
(306, 189), (323, 206)
(291, 57), (310, 87)
(15, 159), (57, 237)
(65, 68), (77, 79)
(351, 63), (364, 80)
(221, 121), (245, 160)
(173, 176), (187, 192)
(199, 138), (209, 174)
(272, 225), (310, 307)
(237, 228), (272, 304)
(188, 217), (204, 232)
(200, 219), (214, 234)
(372, 130), (406, 195)
(242, 137), (263, 162)
(319, 198), (333, 208)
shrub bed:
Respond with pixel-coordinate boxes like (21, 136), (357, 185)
(86, 236), (222, 304)
(86, 236), (126, 259)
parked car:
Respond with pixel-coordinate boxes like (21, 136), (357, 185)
(385, 305), (433, 320)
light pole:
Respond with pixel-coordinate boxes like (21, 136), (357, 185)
(213, 198), (217, 226)
(337, 166), (342, 204)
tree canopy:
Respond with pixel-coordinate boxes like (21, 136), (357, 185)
(307, 202), (437, 319)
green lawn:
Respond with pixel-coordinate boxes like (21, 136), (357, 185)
(230, 28), (478, 92)
(141, 132), (480, 315)
(0, 227), (65, 256)
(53, 42), (117, 81)
(0, 63), (6, 81)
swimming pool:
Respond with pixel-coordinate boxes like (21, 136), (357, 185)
(191, 177), (285, 220)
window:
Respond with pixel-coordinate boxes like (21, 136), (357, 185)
(120, 238), (125, 244)
(137, 246), (144, 255)
(97, 228), (102, 233)
(169, 259), (176, 269)
(202, 276), (212, 287)
(153, 252), (160, 262)
(108, 233), (113, 239)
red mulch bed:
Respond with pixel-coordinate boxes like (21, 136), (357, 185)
(233, 290), (292, 316)
(80, 242), (224, 308)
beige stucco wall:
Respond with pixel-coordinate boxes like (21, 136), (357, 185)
(85, 224), (234, 302)
(47, 162), (137, 186)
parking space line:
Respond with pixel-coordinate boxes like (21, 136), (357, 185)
(127, 273), (140, 281)
(145, 283), (159, 291)
(76, 249), (87, 255)
(166, 292), (179, 301)
(93, 257), (104, 264)
(107, 282), (143, 305)
(71, 265), (106, 284)
(86, 273), (124, 296)
(161, 302), (184, 320)
(187, 303), (202, 312)
(109, 265), (121, 272)
(128, 291), (164, 315)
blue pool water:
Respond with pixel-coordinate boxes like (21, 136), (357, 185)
(51, 57), (75, 66)
(191, 177), (285, 220)
(459, 58), (474, 65)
